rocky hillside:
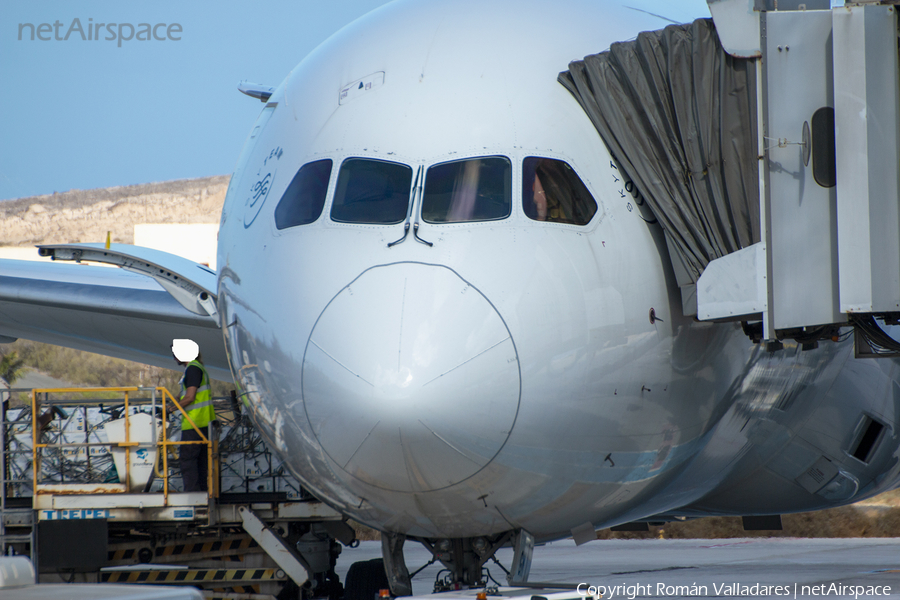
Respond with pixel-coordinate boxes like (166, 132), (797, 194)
(0, 175), (230, 246)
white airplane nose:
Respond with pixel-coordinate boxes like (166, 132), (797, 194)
(302, 263), (520, 493)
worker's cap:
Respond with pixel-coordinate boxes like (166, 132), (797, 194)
(171, 339), (199, 362)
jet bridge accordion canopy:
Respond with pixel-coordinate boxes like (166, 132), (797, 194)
(559, 18), (759, 287)
(564, 4), (900, 340)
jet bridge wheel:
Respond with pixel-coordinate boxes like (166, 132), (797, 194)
(344, 558), (390, 600)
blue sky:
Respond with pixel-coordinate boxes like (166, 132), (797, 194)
(0, 1), (710, 201)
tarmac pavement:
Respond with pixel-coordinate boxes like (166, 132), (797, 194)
(335, 538), (900, 598)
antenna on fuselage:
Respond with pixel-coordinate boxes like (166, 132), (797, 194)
(624, 6), (680, 25)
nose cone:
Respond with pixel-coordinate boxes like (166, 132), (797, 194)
(302, 263), (520, 493)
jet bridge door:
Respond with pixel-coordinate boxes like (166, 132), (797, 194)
(764, 10), (844, 331)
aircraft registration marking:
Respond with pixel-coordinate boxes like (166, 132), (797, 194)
(609, 160), (644, 212)
(609, 160), (656, 223)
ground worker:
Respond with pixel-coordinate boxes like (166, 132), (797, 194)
(171, 338), (215, 492)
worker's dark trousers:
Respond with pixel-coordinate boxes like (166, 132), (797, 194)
(180, 427), (209, 492)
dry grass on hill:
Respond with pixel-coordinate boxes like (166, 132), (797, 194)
(0, 176), (229, 217)
(0, 175), (228, 247)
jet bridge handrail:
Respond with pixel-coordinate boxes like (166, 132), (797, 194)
(30, 387), (219, 501)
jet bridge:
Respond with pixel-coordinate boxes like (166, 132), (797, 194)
(563, 0), (900, 350)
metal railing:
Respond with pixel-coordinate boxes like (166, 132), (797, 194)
(5, 386), (307, 505)
(29, 387), (219, 500)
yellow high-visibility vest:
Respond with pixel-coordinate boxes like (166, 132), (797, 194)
(179, 360), (214, 430)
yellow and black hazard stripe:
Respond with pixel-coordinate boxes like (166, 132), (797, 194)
(101, 568), (284, 585)
(209, 585), (261, 595)
(108, 547), (142, 564)
(155, 537), (259, 559)
(108, 536), (260, 564)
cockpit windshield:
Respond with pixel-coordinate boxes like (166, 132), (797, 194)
(331, 158), (413, 224)
(422, 157), (511, 223)
(523, 157), (597, 225)
(274, 159), (332, 230)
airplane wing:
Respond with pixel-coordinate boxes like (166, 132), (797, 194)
(0, 246), (230, 382)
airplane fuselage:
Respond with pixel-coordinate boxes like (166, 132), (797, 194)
(215, 0), (900, 541)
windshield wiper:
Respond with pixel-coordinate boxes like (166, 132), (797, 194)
(388, 165), (422, 248)
(411, 167), (433, 247)
(413, 221), (433, 247)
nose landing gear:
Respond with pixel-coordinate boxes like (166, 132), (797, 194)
(376, 529), (534, 595)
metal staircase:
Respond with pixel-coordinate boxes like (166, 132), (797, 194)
(0, 507), (35, 562)
(1, 391), (36, 571)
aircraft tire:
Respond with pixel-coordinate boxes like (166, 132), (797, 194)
(344, 558), (390, 600)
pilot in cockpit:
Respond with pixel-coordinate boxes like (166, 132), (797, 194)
(532, 170), (549, 221)
(525, 158), (565, 222)
(523, 157), (597, 225)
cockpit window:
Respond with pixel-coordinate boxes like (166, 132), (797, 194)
(523, 157), (597, 225)
(422, 157), (511, 223)
(331, 158), (413, 224)
(274, 159), (332, 230)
